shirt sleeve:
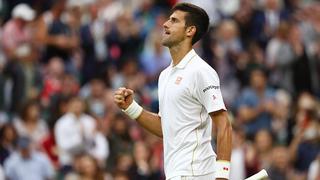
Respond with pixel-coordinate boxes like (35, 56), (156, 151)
(194, 67), (226, 113)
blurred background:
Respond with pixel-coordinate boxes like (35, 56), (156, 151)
(0, 0), (319, 179)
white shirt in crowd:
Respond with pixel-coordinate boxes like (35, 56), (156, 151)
(54, 112), (109, 166)
(230, 148), (245, 180)
(14, 118), (48, 146)
(0, 165), (4, 180)
(308, 158), (320, 180)
(158, 49), (226, 179)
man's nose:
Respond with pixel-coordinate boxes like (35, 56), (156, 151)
(163, 20), (169, 29)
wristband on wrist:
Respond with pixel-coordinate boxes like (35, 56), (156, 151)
(215, 160), (230, 179)
(122, 100), (143, 120)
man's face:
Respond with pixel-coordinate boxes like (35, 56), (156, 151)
(69, 99), (84, 116)
(162, 10), (188, 47)
(250, 70), (266, 91)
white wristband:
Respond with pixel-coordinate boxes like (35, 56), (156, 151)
(122, 100), (143, 120)
(215, 160), (230, 179)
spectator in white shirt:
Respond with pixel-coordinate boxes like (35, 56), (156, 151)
(54, 96), (109, 171)
(54, 97), (96, 167)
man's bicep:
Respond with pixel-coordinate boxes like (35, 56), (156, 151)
(209, 110), (230, 136)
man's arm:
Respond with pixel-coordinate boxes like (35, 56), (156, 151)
(136, 110), (162, 137)
(114, 87), (162, 138)
(210, 110), (232, 180)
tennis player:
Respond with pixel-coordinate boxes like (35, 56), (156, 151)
(114, 3), (232, 180)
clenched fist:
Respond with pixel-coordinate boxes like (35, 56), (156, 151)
(114, 87), (134, 110)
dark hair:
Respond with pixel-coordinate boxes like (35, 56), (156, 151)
(172, 3), (209, 45)
(0, 123), (17, 143)
(19, 99), (40, 121)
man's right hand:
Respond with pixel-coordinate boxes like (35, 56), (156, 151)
(114, 87), (134, 110)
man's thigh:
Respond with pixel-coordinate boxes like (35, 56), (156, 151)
(169, 172), (215, 180)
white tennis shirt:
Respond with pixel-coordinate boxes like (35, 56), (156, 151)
(158, 49), (226, 179)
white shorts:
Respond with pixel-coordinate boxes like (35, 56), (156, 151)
(168, 172), (215, 180)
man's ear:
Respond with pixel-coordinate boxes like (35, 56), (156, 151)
(186, 26), (196, 38)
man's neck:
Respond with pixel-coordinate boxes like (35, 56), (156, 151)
(169, 42), (193, 66)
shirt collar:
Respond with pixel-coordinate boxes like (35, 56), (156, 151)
(172, 49), (197, 69)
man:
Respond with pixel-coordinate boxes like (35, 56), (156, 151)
(4, 136), (55, 180)
(54, 96), (108, 173)
(114, 3), (232, 180)
(1, 3), (36, 113)
(235, 67), (276, 137)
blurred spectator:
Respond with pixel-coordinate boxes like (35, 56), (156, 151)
(42, 95), (71, 168)
(55, 95), (109, 169)
(251, 0), (289, 47)
(83, 78), (107, 118)
(140, 28), (171, 85)
(265, 21), (292, 89)
(248, 129), (274, 174)
(290, 24), (315, 96)
(230, 126), (246, 180)
(234, 67), (277, 136)
(99, 0), (125, 24)
(40, 57), (65, 107)
(13, 99), (48, 148)
(4, 136), (55, 180)
(58, 73), (79, 97)
(108, 113), (134, 169)
(268, 146), (292, 180)
(133, 0), (161, 39)
(65, 154), (105, 180)
(0, 123), (17, 165)
(80, 2), (108, 84)
(289, 93), (320, 173)
(272, 89), (292, 144)
(233, 0), (255, 46)
(113, 170), (130, 180)
(129, 141), (160, 179)
(212, 19), (242, 105)
(105, 11), (143, 64)
(54, 97), (96, 170)
(1, 3), (36, 113)
(36, 0), (79, 66)
(114, 153), (134, 173)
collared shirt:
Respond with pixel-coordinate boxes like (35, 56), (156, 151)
(54, 113), (96, 165)
(4, 152), (54, 180)
(158, 49), (226, 179)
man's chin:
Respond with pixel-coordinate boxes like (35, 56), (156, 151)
(161, 40), (171, 47)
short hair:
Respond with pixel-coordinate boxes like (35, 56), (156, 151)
(172, 3), (209, 45)
(19, 99), (39, 121)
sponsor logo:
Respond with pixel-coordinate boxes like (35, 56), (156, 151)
(175, 76), (183, 85)
(202, 85), (219, 92)
(213, 95), (216, 100)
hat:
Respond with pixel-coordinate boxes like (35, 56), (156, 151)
(12, 3), (35, 21)
(17, 136), (31, 149)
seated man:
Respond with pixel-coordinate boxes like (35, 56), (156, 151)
(234, 67), (277, 137)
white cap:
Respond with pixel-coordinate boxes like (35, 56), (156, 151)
(12, 3), (35, 21)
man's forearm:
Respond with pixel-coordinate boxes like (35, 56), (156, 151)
(136, 110), (163, 138)
(211, 111), (232, 161)
(216, 120), (232, 161)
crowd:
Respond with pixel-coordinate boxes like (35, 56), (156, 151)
(0, 0), (319, 179)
